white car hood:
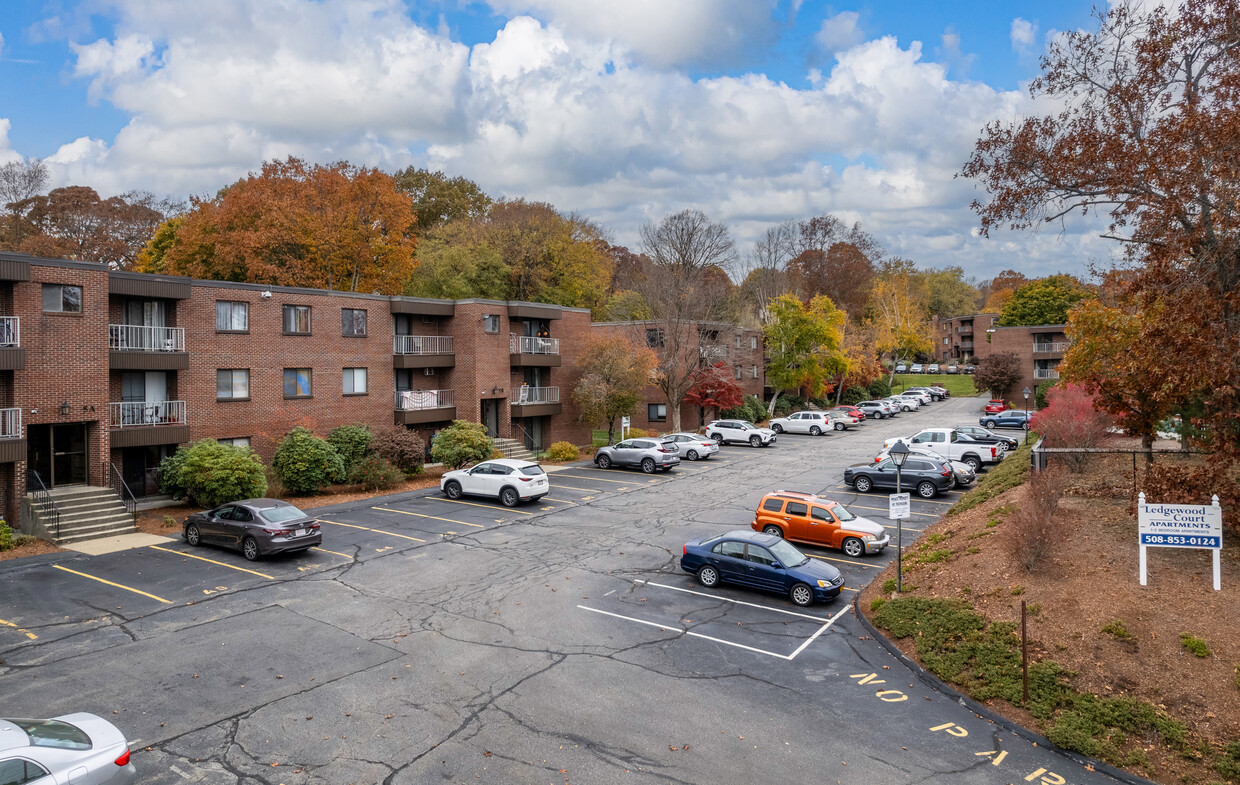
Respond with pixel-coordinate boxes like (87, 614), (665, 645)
(845, 515), (887, 537)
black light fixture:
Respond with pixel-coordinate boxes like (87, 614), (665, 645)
(1022, 386), (1033, 444)
(888, 440), (911, 593)
(59, 401), (70, 416)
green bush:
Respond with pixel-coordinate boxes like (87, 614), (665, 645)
(1180, 633), (1211, 657)
(327, 425), (373, 475)
(841, 385), (870, 405)
(545, 441), (579, 462)
(1101, 620), (1134, 641)
(723, 394), (767, 423)
(349, 455), (405, 491)
(1035, 377), (1059, 410)
(431, 420), (494, 469)
(0, 519), (14, 551)
(772, 396), (796, 417)
(157, 439), (268, 507)
(272, 427), (347, 495)
(868, 378), (892, 398)
(369, 425), (425, 476)
(161, 514), (178, 528)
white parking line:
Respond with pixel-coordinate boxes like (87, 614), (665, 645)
(577, 605), (789, 658)
(633, 580), (829, 622)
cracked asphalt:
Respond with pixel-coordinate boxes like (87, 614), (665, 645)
(0, 398), (1135, 785)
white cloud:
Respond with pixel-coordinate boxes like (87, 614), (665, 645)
(1010, 17), (1037, 55)
(0, 119), (21, 165)
(816, 11), (865, 53)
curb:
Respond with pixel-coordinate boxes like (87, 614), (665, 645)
(851, 593), (1159, 785)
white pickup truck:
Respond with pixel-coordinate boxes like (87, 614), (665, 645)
(882, 428), (1004, 472)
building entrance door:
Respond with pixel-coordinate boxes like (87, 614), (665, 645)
(28, 423), (89, 487)
(480, 399), (500, 438)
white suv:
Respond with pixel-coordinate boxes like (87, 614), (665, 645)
(769, 411), (831, 436)
(705, 420), (778, 447)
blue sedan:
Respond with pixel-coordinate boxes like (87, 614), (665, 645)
(680, 530), (844, 606)
(979, 410), (1034, 430)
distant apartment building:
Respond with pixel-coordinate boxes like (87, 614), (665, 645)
(933, 312), (1069, 398)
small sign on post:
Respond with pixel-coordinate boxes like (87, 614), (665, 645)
(1138, 492), (1223, 591)
(620, 416), (630, 440)
(888, 493), (910, 521)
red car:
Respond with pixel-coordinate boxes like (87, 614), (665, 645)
(984, 399), (1009, 413)
(832, 405), (866, 421)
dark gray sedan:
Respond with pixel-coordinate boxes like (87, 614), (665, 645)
(183, 498), (321, 561)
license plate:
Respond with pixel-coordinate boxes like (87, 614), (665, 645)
(295, 528), (307, 537)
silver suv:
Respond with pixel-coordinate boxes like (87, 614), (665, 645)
(594, 438), (681, 473)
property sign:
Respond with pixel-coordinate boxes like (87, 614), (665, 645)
(888, 493), (910, 521)
(1137, 492), (1223, 591)
(620, 416), (630, 438)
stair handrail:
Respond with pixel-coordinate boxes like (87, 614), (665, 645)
(109, 462), (138, 519)
(496, 422), (538, 458)
(26, 470), (60, 540)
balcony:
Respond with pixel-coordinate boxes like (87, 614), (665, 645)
(109, 324), (189, 370)
(109, 400), (190, 448)
(510, 334), (561, 367)
(1033, 341), (1071, 356)
(959, 340), (974, 350)
(0, 316), (23, 370)
(393, 335), (455, 369)
(394, 389), (456, 426)
(699, 345), (727, 362)
(0, 408), (24, 463)
(511, 385), (561, 417)
(1034, 368), (1061, 380)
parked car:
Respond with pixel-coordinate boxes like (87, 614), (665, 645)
(885, 395), (919, 412)
(594, 438), (682, 472)
(184, 498), (322, 561)
(930, 384), (950, 398)
(964, 364), (976, 374)
(751, 490), (890, 557)
(984, 399), (1009, 413)
(0, 714), (137, 785)
(980, 410), (1034, 430)
(442, 458), (550, 504)
(946, 365), (959, 374)
(831, 405), (866, 423)
(661, 432), (720, 461)
(854, 400), (892, 419)
(680, 530), (844, 607)
(825, 410), (857, 430)
(883, 428), (1004, 472)
(769, 411), (832, 436)
(706, 420), (778, 447)
(895, 363), (908, 373)
(909, 363), (924, 373)
(873, 445), (976, 490)
(843, 455), (954, 498)
(906, 386), (943, 401)
(953, 424), (1019, 452)
(898, 390), (932, 406)
(926, 363), (941, 373)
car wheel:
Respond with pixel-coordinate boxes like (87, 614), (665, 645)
(641, 458), (656, 473)
(698, 565), (721, 588)
(763, 525), (783, 538)
(948, 475), (958, 490)
(789, 583), (814, 607)
(810, 425), (822, 436)
(984, 419), (997, 428)
(713, 434), (724, 445)
(963, 455), (981, 472)
(854, 476), (873, 493)
(834, 422), (845, 431)
(903, 405), (912, 412)
(185, 523), (201, 547)
(749, 435), (761, 447)
(842, 537), (864, 558)
(596, 454), (612, 469)
(242, 537), (260, 561)
(1023, 422), (1031, 430)
(500, 487), (520, 507)
(878, 412), (886, 419)
(444, 480), (463, 499)
(686, 449), (699, 461)
(771, 423), (784, 434)
(917, 481), (937, 499)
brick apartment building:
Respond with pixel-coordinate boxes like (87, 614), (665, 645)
(0, 251), (593, 531)
(591, 320), (766, 431)
(933, 312), (1069, 399)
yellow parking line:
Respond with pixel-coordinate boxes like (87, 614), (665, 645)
(0, 618), (37, 640)
(372, 506), (485, 528)
(52, 565), (173, 604)
(550, 482), (603, 493)
(433, 498), (535, 515)
(312, 546), (354, 559)
(149, 545), (274, 579)
(807, 553), (879, 569)
(560, 472), (656, 485)
(318, 519), (426, 542)
(540, 497), (575, 504)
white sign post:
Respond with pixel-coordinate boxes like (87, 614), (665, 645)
(1138, 492), (1223, 591)
(888, 493), (910, 521)
(620, 416), (630, 440)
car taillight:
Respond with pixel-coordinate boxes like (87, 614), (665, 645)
(115, 749), (131, 766)
(266, 528), (295, 536)
(991, 447), (997, 457)
(701, 442), (713, 447)
(683, 545), (688, 556)
(942, 467), (951, 477)
(519, 476), (532, 482)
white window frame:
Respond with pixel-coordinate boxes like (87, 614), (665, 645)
(343, 367), (368, 395)
(216, 369), (250, 400)
(216, 300), (249, 332)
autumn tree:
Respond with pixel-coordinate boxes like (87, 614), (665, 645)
(997, 275), (1094, 326)
(683, 362), (744, 427)
(982, 288), (1015, 313)
(973, 352), (1023, 399)
(392, 167), (491, 232)
(867, 261), (933, 383)
(1028, 384), (1115, 472)
(737, 221), (795, 324)
(922, 266), (981, 317)
(763, 294), (847, 416)
(977, 269), (1029, 308)
(140, 158), (417, 293)
(571, 334), (658, 443)
(831, 320), (884, 405)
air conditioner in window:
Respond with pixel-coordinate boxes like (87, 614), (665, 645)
(423, 368), (436, 376)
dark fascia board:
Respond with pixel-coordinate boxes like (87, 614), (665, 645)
(189, 278), (395, 302)
(507, 303), (563, 321)
(0, 258), (31, 282)
(109, 271), (192, 300)
(0, 252), (111, 273)
(453, 298), (591, 315)
(390, 299), (455, 316)
(990, 323), (1068, 331)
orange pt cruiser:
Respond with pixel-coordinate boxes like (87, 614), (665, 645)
(751, 490), (890, 558)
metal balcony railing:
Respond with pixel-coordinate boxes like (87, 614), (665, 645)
(1034, 368), (1061, 380)
(109, 324), (186, 352)
(1034, 341), (1071, 353)
(510, 334), (559, 355)
(394, 389), (454, 410)
(393, 335), (454, 355)
(0, 407), (20, 438)
(512, 386), (559, 405)
(699, 345), (727, 360)
(109, 400), (187, 428)
(0, 316), (19, 348)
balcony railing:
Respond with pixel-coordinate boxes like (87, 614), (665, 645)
(1034, 341), (1071, 353)
(699, 345), (727, 361)
(0, 317), (19, 347)
(510, 334), (559, 355)
(0, 407), (20, 439)
(394, 389), (454, 410)
(1034, 368), (1061, 380)
(393, 335), (454, 355)
(109, 324), (186, 352)
(109, 400), (187, 428)
(957, 327), (972, 335)
(513, 386), (559, 405)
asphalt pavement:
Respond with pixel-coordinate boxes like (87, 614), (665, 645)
(0, 397), (1131, 785)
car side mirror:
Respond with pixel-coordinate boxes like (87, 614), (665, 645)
(771, 563), (784, 570)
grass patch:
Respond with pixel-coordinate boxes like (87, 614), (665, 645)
(1180, 633), (1212, 657)
(948, 443), (1033, 517)
(924, 531), (951, 546)
(966, 546), (981, 554)
(872, 597), (1188, 766)
(891, 373), (980, 398)
(966, 531), (993, 540)
(1101, 620), (1135, 641)
(919, 549), (953, 564)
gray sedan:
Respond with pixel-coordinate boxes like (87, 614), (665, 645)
(184, 498), (322, 561)
(662, 432), (720, 461)
(0, 714), (137, 785)
(594, 438), (681, 473)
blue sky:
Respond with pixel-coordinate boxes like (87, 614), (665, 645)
(0, 1), (1111, 279)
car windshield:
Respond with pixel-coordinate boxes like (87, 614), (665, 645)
(260, 505), (308, 523)
(831, 503), (857, 522)
(520, 466), (545, 476)
(3, 719), (92, 750)
(737, 421), (755, 429)
(768, 538), (808, 566)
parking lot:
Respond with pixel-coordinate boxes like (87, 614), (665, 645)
(0, 397), (1117, 785)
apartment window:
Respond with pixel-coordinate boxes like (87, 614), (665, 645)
(646, 328), (665, 348)
(750, 337), (757, 349)
(648, 404), (666, 422)
(216, 369), (250, 400)
(482, 314), (500, 333)
(342, 308), (367, 337)
(283, 368), (312, 398)
(343, 367), (368, 395)
(42, 284), (82, 313)
(218, 437), (251, 449)
(283, 305), (311, 334)
(752, 365), (758, 378)
(735, 334), (742, 348)
(216, 301), (249, 332)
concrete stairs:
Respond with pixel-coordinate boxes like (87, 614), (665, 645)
(493, 437), (538, 462)
(24, 486), (136, 545)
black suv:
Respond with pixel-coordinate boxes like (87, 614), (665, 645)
(843, 456), (954, 498)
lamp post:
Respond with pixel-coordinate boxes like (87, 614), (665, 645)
(889, 440), (910, 593)
(1022, 386), (1032, 444)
